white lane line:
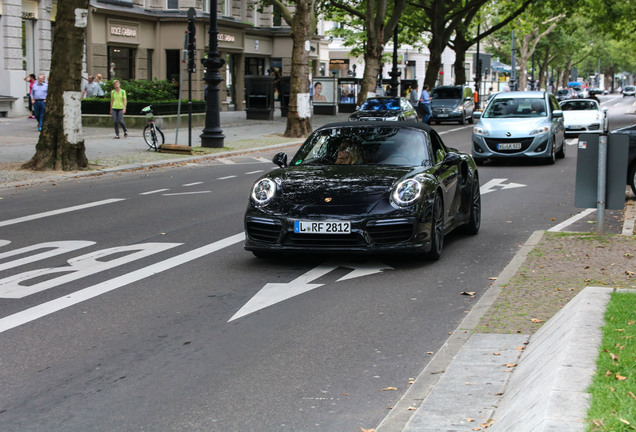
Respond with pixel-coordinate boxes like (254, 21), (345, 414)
(218, 175), (237, 180)
(183, 182), (204, 187)
(548, 208), (596, 232)
(162, 191), (212, 196)
(0, 199), (125, 228)
(0, 233), (245, 334)
(254, 157), (271, 163)
(140, 189), (170, 195)
(218, 158), (236, 164)
(245, 170), (265, 175)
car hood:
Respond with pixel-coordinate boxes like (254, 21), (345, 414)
(350, 109), (400, 119)
(562, 110), (601, 124)
(430, 99), (460, 109)
(478, 117), (549, 136)
(268, 165), (416, 216)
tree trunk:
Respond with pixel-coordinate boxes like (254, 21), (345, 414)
(283, 0), (312, 138)
(452, 34), (469, 85)
(23, 0), (89, 171)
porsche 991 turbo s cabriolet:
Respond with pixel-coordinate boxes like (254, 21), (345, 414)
(244, 122), (480, 260)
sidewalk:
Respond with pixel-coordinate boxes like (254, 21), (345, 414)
(0, 109), (351, 188)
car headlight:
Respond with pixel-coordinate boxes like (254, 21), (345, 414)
(473, 126), (488, 136)
(251, 178), (277, 205)
(530, 126), (550, 135)
(452, 106), (464, 113)
(384, 115), (400, 121)
(391, 179), (423, 207)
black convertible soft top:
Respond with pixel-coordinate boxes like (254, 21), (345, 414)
(315, 121), (435, 134)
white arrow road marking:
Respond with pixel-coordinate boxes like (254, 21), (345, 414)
(480, 178), (526, 195)
(0, 199), (126, 227)
(229, 260), (393, 322)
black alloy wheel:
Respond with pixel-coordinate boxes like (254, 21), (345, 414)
(425, 193), (444, 260)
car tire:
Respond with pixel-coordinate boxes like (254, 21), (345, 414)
(629, 164), (636, 196)
(545, 140), (556, 165)
(462, 179), (481, 235)
(425, 193), (444, 261)
(556, 139), (566, 159)
(460, 115), (466, 125)
(468, 114), (474, 124)
(474, 158), (485, 166)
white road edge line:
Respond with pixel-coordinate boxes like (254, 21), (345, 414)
(0, 199), (126, 228)
(0, 232), (245, 334)
(548, 208), (596, 232)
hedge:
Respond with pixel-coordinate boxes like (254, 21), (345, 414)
(81, 99), (206, 115)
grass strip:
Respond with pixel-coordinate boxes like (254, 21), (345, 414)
(586, 291), (636, 431)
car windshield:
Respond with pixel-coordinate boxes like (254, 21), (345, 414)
(291, 127), (431, 167)
(431, 88), (461, 99)
(483, 97), (547, 118)
(360, 98), (400, 111)
(625, 86), (635, 91)
(560, 100), (599, 111)
(557, 90), (570, 96)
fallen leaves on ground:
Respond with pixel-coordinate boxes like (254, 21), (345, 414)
(380, 387), (397, 391)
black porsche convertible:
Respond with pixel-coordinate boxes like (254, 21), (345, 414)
(244, 122), (480, 260)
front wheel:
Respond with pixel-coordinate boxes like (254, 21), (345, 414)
(424, 193), (444, 261)
(629, 164), (636, 196)
(544, 140), (556, 165)
(143, 124), (165, 151)
(462, 180), (481, 235)
(556, 139), (566, 159)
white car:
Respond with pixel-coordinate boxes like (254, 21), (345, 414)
(623, 85), (636, 97)
(559, 98), (608, 136)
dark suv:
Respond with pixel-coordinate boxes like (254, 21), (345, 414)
(430, 85), (475, 125)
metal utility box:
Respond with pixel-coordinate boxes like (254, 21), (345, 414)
(575, 133), (629, 210)
(245, 75), (274, 120)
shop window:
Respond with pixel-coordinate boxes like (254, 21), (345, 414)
(108, 46), (136, 81)
(166, 0), (178, 10)
(166, 49), (181, 84)
(246, 57), (265, 76)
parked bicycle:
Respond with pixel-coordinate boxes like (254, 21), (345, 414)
(141, 105), (165, 151)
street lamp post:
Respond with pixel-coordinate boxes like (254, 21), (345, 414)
(388, 23), (400, 97)
(200, 0), (225, 148)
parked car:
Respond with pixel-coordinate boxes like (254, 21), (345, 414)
(610, 124), (636, 195)
(559, 98), (609, 136)
(588, 88), (605, 96)
(471, 91), (566, 165)
(622, 85), (636, 97)
(244, 122), (481, 260)
(555, 88), (577, 101)
(349, 96), (418, 122)
(430, 85), (475, 125)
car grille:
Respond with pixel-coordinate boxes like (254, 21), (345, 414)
(484, 137), (534, 153)
(433, 107), (452, 113)
(246, 218), (282, 243)
(283, 233), (365, 248)
(367, 220), (414, 244)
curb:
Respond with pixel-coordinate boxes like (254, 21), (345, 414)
(375, 230), (546, 432)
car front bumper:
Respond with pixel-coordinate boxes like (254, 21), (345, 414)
(471, 133), (553, 160)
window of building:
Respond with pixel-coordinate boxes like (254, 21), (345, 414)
(202, 0), (209, 12)
(245, 57), (265, 75)
(272, 4), (282, 26)
(167, 0), (178, 10)
(108, 46), (136, 81)
(147, 49), (153, 80)
(166, 49), (181, 84)
(221, 0), (231, 17)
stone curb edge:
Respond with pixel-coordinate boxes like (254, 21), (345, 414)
(375, 230), (546, 432)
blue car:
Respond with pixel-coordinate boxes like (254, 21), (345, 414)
(471, 91), (566, 165)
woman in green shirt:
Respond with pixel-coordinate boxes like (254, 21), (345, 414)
(109, 80), (128, 139)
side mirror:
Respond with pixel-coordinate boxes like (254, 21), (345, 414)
(551, 110), (563, 118)
(272, 152), (288, 168)
(442, 152), (461, 165)
(473, 111), (482, 119)
(602, 107), (608, 112)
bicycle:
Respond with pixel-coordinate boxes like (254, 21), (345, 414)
(141, 105), (165, 151)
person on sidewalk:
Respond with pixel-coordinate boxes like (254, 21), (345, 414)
(82, 75), (100, 99)
(409, 84), (419, 116)
(109, 80), (128, 139)
(30, 74), (48, 131)
(95, 73), (105, 97)
(24, 74), (36, 119)
(419, 84), (432, 124)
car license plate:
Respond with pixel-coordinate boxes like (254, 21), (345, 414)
(567, 125), (581, 130)
(497, 142), (522, 150)
(437, 114), (449, 117)
(294, 221), (351, 234)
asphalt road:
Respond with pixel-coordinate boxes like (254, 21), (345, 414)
(0, 95), (633, 432)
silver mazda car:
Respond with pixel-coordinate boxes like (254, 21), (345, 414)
(471, 91), (565, 165)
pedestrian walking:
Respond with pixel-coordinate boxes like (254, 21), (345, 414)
(30, 74), (48, 131)
(82, 75), (101, 98)
(95, 73), (105, 97)
(24, 74), (36, 119)
(419, 84), (432, 124)
(409, 84), (419, 115)
(109, 80), (128, 139)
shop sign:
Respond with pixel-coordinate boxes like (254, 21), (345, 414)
(21, 0), (38, 19)
(213, 27), (242, 48)
(107, 20), (139, 44)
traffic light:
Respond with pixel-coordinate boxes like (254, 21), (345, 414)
(187, 7), (196, 73)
